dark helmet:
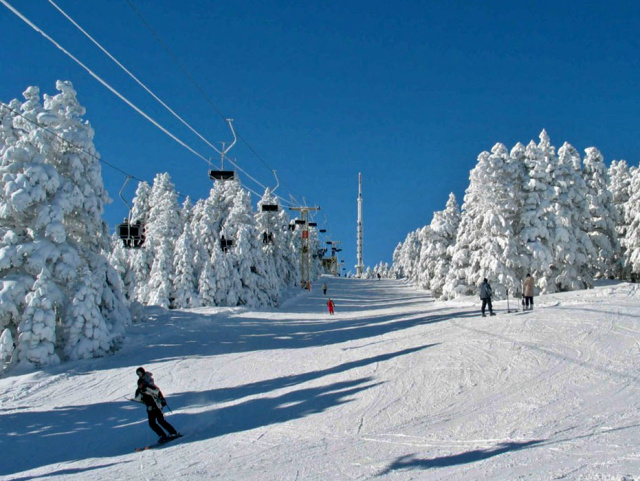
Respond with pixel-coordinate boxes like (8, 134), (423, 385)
(136, 367), (145, 376)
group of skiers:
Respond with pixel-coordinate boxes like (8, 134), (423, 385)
(479, 273), (535, 316)
(132, 276), (537, 443)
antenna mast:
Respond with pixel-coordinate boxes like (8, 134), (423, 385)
(356, 172), (364, 277)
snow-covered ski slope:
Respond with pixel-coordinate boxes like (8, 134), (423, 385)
(2, 277), (640, 480)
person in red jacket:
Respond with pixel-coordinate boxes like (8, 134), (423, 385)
(327, 298), (335, 315)
(134, 367), (179, 443)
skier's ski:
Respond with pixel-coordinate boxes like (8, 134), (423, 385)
(135, 433), (183, 452)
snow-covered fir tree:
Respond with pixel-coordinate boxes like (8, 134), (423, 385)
(255, 189), (298, 301)
(608, 159), (634, 279)
(172, 220), (200, 308)
(415, 226), (434, 289)
(622, 168), (640, 277)
(426, 193), (461, 298)
(143, 173), (181, 308)
(127, 181), (153, 302)
(518, 133), (555, 292)
(550, 142), (595, 290)
(0, 81), (130, 367)
(583, 147), (619, 278)
(372, 261), (392, 278)
(224, 186), (275, 307)
(443, 143), (523, 299)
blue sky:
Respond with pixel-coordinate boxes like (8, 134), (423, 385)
(2, 0), (640, 271)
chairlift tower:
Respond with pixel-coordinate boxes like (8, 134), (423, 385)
(356, 173), (365, 277)
(289, 206), (321, 289)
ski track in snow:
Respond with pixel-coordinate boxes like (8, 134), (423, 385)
(1, 278), (640, 480)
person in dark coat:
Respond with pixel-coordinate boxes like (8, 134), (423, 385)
(134, 367), (179, 443)
(479, 278), (496, 317)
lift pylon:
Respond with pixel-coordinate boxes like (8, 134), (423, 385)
(289, 206), (320, 289)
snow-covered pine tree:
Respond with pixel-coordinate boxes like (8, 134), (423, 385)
(144, 173), (181, 308)
(224, 186), (275, 306)
(18, 268), (62, 365)
(128, 181), (154, 303)
(391, 242), (405, 279)
(608, 160), (633, 279)
(622, 168), (640, 278)
(583, 147), (619, 278)
(0, 327), (13, 365)
(372, 261), (392, 278)
(427, 193), (461, 298)
(443, 143), (522, 299)
(255, 189), (292, 302)
(550, 142), (595, 291)
(0, 82), (129, 367)
(108, 234), (136, 302)
(393, 230), (422, 283)
(172, 220), (200, 308)
(416, 226), (434, 289)
(518, 134), (554, 292)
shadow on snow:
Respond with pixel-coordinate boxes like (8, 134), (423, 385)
(379, 440), (544, 474)
(0, 344), (436, 476)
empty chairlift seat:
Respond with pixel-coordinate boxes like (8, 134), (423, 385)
(209, 170), (235, 181)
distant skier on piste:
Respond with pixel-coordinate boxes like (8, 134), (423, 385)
(479, 278), (496, 317)
(327, 298), (335, 315)
(134, 367), (180, 444)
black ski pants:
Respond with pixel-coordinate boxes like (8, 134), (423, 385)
(481, 298), (493, 315)
(147, 406), (177, 437)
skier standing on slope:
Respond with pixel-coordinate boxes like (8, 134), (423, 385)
(479, 278), (496, 317)
(327, 298), (335, 315)
(134, 367), (180, 443)
(523, 273), (535, 311)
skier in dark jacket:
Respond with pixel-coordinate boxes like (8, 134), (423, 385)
(479, 278), (496, 317)
(134, 367), (179, 443)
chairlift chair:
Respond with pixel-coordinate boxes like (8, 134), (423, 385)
(220, 235), (234, 252)
(117, 177), (145, 248)
(118, 219), (145, 249)
(210, 119), (237, 182)
(261, 204), (279, 212)
(209, 170), (235, 181)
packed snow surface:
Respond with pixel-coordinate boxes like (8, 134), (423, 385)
(1, 277), (640, 480)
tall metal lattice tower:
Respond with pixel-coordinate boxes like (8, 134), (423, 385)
(290, 206), (320, 288)
(356, 173), (364, 277)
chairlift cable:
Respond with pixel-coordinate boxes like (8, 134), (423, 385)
(0, 102), (189, 203)
(124, 0), (306, 203)
(49, 0), (301, 209)
(46, 0), (224, 157)
(0, 0), (211, 166)
(2, 0), (325, 232)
